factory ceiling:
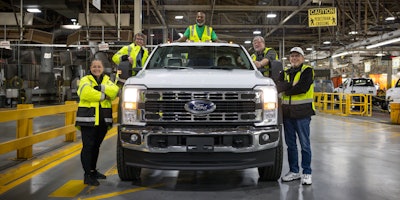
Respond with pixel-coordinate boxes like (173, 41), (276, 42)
(0, 0), (400, 60)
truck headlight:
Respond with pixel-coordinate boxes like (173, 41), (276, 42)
(121, 85), (146, 125)
(254, 86), (278, 126)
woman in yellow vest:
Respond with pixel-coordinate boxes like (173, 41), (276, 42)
(276, 47), (315, 185)
(75, 59), (120, 186)
(112, 33), (149, 85)
(174, 11), (219, 42)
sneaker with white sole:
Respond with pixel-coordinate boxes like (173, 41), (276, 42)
(281, 172), (301, 182)
(301, 174), (312, 185)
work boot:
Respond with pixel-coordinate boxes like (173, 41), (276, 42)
(84, 172), (100, 186)
(95, 170), (107, 179)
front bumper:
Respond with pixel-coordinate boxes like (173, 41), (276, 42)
(118, 125), (281, 170)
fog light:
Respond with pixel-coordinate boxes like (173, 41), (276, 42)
(262, 134), (270, 141)
(130, 134), (139, 142)
(259, 133), (270, 145)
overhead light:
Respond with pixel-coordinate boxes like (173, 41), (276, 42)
(375, 52), (385, 56)
(267, 13), (277, 18)
(348, 31), (358, 35)
(323, 41), (331, 45)
(150, 34), (155, 37)
(61, 24), (82, 29)
(175, 16), (183, 19)
(306, 47), (313, 51)
(244, 40), (251, 44)
(385, 16), (395, 21)
(253, 30), (261, 35)
(366, 37), (400, 49)
(27, 8), (41, 13)
(62, 18), (81, 29)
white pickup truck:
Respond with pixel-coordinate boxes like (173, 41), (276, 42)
(333, 78), (377, 96)
(384, 79), (400, 112)
(116, 42), (283, 182)
(333, 78), (377, 110)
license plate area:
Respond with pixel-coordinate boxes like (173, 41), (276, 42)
(186, 137), (214, 152)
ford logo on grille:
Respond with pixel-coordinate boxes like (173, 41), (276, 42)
(184, 100), (216, 114)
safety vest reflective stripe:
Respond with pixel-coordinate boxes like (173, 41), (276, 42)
(76, 116), (95, 122)
(282, 99), (313, 105)
(78, 82), (91, 96)
(104, 118), (113, 123)
(190, 25), (195, 38)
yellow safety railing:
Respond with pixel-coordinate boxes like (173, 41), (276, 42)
(0, 98), (119, 160)
(314, 92), (372, 116)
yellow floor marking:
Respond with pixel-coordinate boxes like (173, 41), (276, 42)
(105, 164), (118, 176)
(0, 127), (117, 195)
(48, 180), (86, 197)
(78, 183), (165, 200)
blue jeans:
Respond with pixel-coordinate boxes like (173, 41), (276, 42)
(283, 117), (312, 174)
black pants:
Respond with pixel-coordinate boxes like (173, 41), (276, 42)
(80, 124), (108, 174)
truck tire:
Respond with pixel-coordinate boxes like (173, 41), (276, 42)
(258, 135), (283, 182)
(117, 139), (141, 181)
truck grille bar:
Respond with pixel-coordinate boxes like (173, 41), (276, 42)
(141, 90), (262, 122)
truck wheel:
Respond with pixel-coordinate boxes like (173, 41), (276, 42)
(258, 136), (283, 182)
(117, 139), (141, 181)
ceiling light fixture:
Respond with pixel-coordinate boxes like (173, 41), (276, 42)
(266, 13), (277, 18)
(385, 16), (395, 21)
(61, 18), (81, 29)
(323, 41), (331, 45)
(27, 8), (41, 13)
(348, 31), (358, 35)
(253, 30), (261, 35)
(244, 40), (251, 44)
(175, 16), (183, 19)
(366, 37), (400, 49)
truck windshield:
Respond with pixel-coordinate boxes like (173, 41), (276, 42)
(146, 45), (252, 70)
(350, 79), (374, 87)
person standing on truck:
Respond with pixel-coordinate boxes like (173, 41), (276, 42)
(251, 36), (279, 77)
(174, 11), (220, 42)
(276, 47), (315, 185)
(112, 32), (149, 86)
(75, 59), (120, 186)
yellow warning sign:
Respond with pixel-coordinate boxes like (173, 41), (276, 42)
(308, 7), (337, 27)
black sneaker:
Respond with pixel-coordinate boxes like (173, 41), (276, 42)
(95, 170), (107, 179)
(84, 174), (100, 186)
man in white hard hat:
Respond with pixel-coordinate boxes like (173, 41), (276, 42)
(277, 47), (315, 185)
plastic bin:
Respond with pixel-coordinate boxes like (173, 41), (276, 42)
(390, 102), (400, 124)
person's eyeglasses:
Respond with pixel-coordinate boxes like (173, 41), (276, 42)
(135, 37), (144, 41)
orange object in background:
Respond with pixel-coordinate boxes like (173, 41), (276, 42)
(369, 74), (387, 90)
(331, 76), (342, 88)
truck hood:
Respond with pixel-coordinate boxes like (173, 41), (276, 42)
(125, 69), (275, 88)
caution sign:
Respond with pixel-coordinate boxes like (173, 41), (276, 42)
(308, 7), (337, 27)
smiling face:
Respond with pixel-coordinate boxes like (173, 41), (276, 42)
(252, 37), (265, 52)
(90, 60), (104, 78)
(196, 12), (206, 26)
(289, 52), (305, 68)
(135, 35), (145, 46)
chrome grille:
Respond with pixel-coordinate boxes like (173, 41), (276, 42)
(141, 90), (262, 122)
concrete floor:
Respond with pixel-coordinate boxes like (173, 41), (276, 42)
(0, 111), (399, 200)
